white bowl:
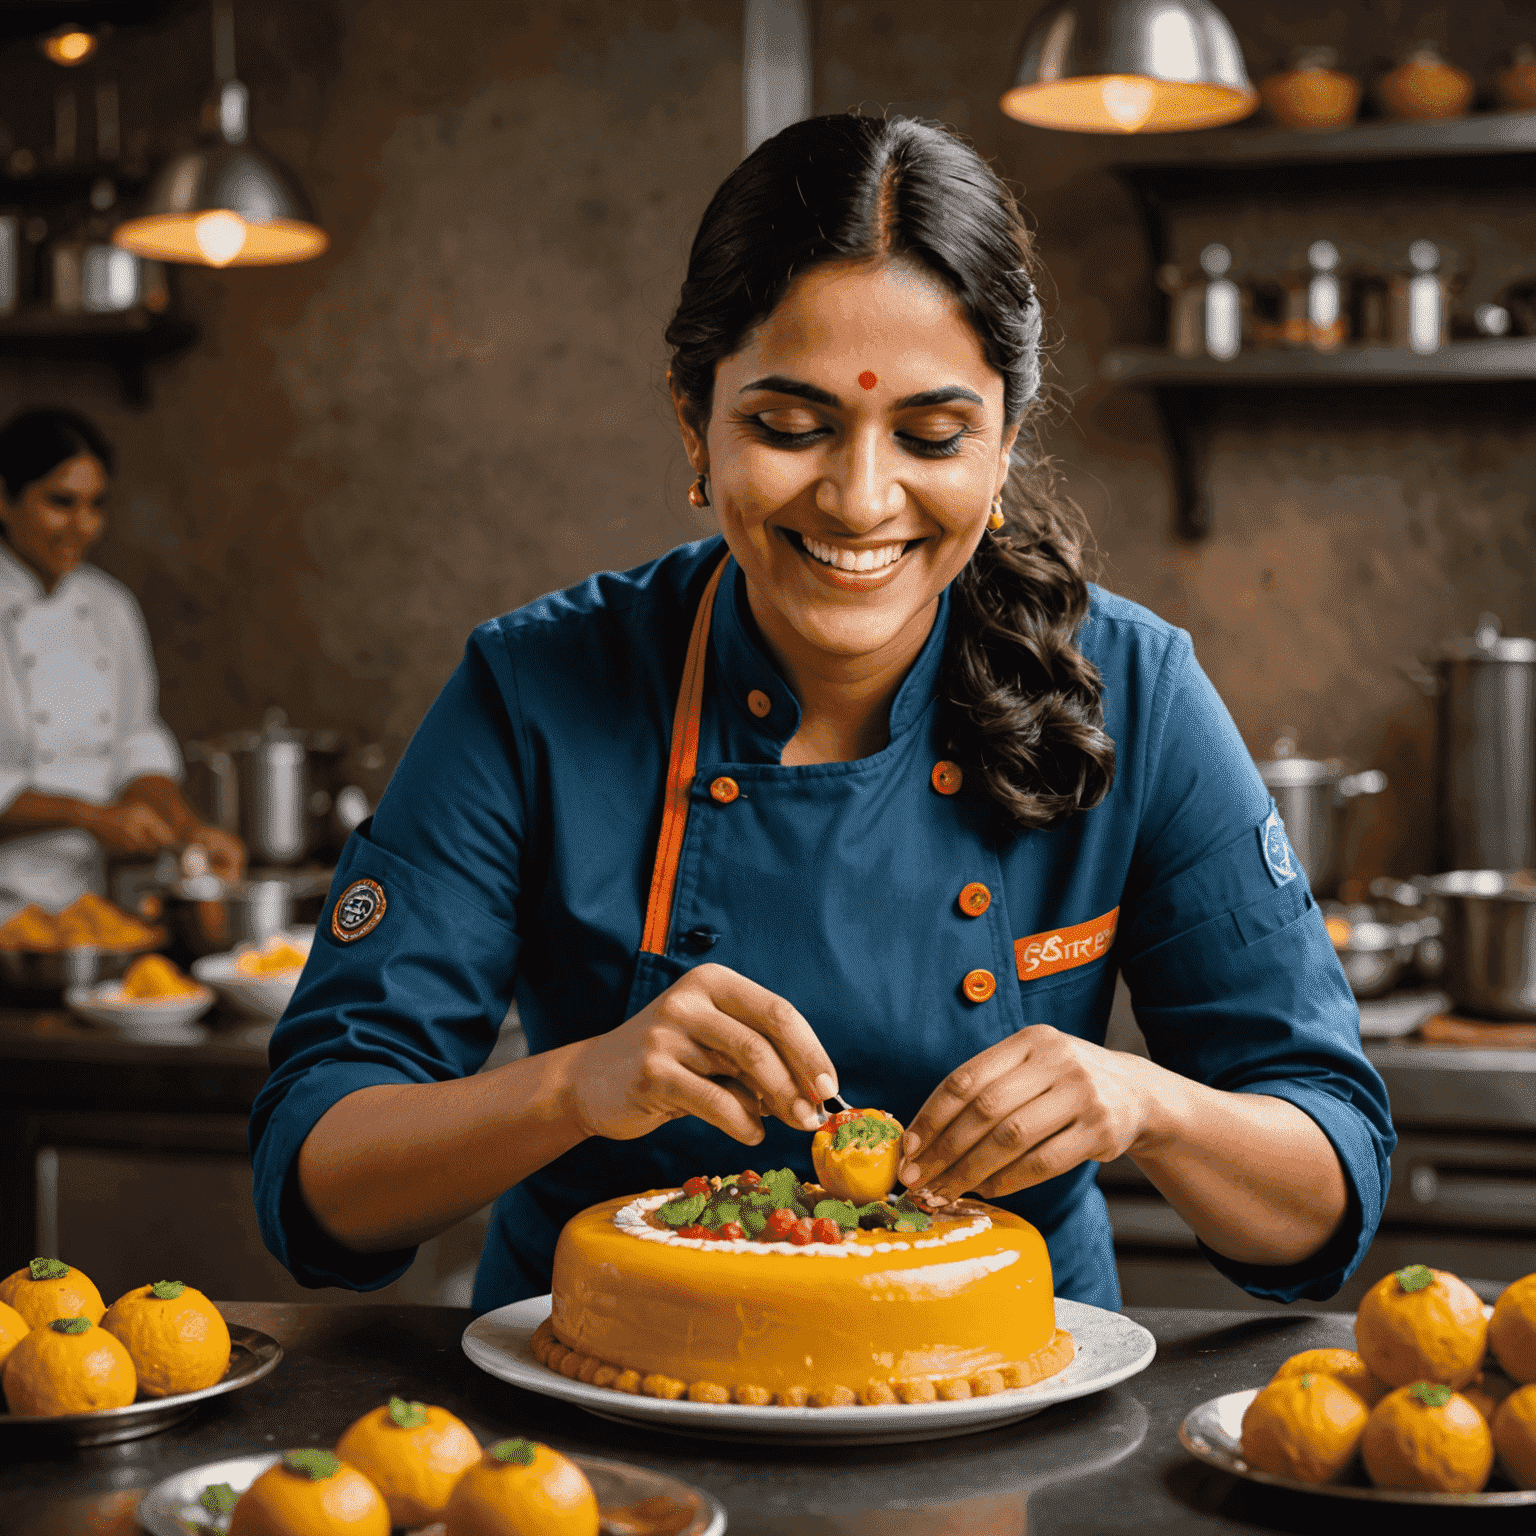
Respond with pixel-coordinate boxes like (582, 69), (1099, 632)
(64, 979), (216, 1043)
(191, 927), (314, 1020)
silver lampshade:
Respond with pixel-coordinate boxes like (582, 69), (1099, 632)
(1002, 0), (1258, 134)
(113, 4), (326, 268)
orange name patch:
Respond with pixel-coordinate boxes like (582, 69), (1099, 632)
(1014, 908), (1119, 982)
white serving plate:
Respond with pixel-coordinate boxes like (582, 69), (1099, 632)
(191, 927), (314, 1019)
(136, 1449), (727, 1536)
(63, 978), (215, 1042)
(1180, 1387), (1535, 1506)
(462, 1295), (1155, 1446)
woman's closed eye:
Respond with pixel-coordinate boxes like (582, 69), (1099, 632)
(743, 411), (974, 459)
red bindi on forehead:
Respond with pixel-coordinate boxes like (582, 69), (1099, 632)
(857, 370), (878, 390)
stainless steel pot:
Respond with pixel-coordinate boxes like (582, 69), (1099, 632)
(163, 868), (332, 957)
(1255, 738), (1387, 897)
(1417, 869), (1536, 1020)
(186, 708), (348, 867)
(1434, 615), (1536, 872)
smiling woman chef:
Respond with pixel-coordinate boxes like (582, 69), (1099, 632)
(0, 410), (243, 918)
(252, 116), (1392, 1311)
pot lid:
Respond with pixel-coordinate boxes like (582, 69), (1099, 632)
(1439, 612), (1536, 663)
(1255, 735), (1339, 786)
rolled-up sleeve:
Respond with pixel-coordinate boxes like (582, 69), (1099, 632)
(109, 583), (182, 789)
(1118, 637), (1395, 1304)
(249, 629), (530, 1290)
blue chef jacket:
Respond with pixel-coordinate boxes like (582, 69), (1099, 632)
(250, 536), (1394, 1312)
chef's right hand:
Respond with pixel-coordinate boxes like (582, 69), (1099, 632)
(76, 800), (179, 856)
(566, 963), (838, 1146)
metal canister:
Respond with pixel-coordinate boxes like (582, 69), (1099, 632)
(1256, 738), (1387, 897)
(1435, 614), (1536, 872)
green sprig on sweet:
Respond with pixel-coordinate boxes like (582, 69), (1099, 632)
(198, 1483), (240, 1517)
(282, 1449), (339, 1481)
(831, 1114), (901, 1153)
(1397, 1264), (1434, 1294)
(50, 1317), (91, 1334)
(1408, 1382), (1454, 1408)
(488, 1438), (538, 1465)
(387, 1395), (428, 1429)
(29, 1257), (68, 1281)
(150, 1280), (186, 1300)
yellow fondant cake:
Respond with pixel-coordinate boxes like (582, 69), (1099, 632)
(544, 1177), (1073, 1408)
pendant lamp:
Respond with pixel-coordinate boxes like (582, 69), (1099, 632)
(1001, 0), (1258, 134)
(113, 1), (326, 268)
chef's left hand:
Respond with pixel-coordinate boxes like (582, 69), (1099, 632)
(186, 824), (246, 880)
(898, 1025), (1150, 1202)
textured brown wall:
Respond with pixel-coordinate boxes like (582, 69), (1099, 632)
(1, 0), (1532, 889)
(817, 0), (1536, 885)
(0, 0), (734, 766)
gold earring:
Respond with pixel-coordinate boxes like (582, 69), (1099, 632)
(688, 473), (710, 509)
(987, 496), (1005, 531)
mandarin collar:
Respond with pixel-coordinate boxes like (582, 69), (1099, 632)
(709, 549), (952, 751)
(0, 541), (79, 606)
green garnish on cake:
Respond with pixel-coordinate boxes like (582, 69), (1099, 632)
(652, 1168), (933, 1246)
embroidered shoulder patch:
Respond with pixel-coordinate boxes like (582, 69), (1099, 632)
(1259, 808), (1298, 887)
(332, 878), (386, 942)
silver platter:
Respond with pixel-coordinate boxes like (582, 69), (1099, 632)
(1180, 1388), (1535, 1506)
(138, 1450), (727, 1536)
(0, 1325), (281, 1447)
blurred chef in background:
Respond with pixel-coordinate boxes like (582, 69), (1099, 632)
(0, 408), (243, 919)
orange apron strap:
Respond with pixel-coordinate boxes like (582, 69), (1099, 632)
(639, 554), (731, 956)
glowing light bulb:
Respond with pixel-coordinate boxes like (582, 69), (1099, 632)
(193, 211), (248, 267)
(44, 29), (96, 65)
(1100, 78), (1158, 131)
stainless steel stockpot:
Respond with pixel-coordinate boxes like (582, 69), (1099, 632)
(1256, 739), (1387, 897)
(1417, 869), (1536, 1020)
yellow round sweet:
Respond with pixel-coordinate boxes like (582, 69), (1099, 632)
(228, 1451), (390, 1536)
(444, 1440), (599, 1536)
(1270, 1348), (1387, 1407)
(1240, 1371), (1369, 1484)
(811, 1109), (903, 1204)
(0, 1299), (29, 1373)
(0, 1257), (104, 1330)
(1354, 1265), (1487, 1389)
(1361, 1383), (1494, 1493)
(1490, 1273), (1536, 1384)
(1494, 1383), (1536, 1489)
(101, 1281), (231, 1397)
(335, 1397), (483, 1528)
(1, 1316), (136, 1415)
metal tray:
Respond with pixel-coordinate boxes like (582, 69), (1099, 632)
(0, 1325), (280, 1447)
(1180, 1387), (1535, 1506)
(137, 1449), (727, 1535)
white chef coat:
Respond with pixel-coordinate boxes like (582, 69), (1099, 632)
(0, 542), (182, 917)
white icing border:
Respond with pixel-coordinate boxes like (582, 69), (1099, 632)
(613, 1192), (991, 1257)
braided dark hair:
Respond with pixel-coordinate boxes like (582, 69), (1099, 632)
(665, 113), (1114, 831)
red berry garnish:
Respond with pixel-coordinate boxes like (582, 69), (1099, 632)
(789, 1218), (815, 1246)
(677, 1224), (710, 1240)
(826, 1111), (856, 1129)
(764, 1208), (795, 1241)
(811, 1217), (843, 1244)
(682, 1176), (710, 1197)
(737, 1171), (761, 1188)
(718, 1222), (745, 1241)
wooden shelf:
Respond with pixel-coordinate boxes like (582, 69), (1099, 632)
(1101, 115), (1536, 540)
(0, 307), (196, 403)
(1100, 338), (1536, 387)
(1111, 110), (1536, 171)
